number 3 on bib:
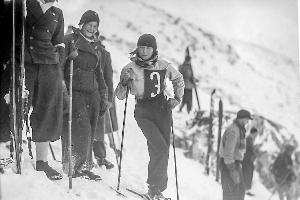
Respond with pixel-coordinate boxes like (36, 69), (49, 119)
(144, 69), (166, 99)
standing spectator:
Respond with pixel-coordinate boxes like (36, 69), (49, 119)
(25, 0), (65, 180)
(242, 127), (258, 196)
(271, 144), (296, 200)
(219, 109), (253, 200)
(61, 10), (110, 180)
(93, 36), (116, 170)
(115, 33), (184, 199)
(178, 47), (196, 114)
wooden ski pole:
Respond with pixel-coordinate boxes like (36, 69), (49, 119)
(49, 143), (56, 161)
(117, 87), (129, 191)
(68, 59), (74, 190)
(171, 120), (180, 200)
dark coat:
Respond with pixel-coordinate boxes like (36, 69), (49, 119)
(94, 43), (119, 140)
(24, 0), (65, 142)
(178, 61), (194, 89)
(242, 136), (256, 190)
(63, 30), (107, 96)
(272, 152), (295, 186)
(25, 0), (64, 64)
(62, 29), (108, 174)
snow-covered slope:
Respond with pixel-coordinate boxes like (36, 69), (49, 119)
(59, 0), (300, 141)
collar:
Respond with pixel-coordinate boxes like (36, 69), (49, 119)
(37, 0), (55, 13)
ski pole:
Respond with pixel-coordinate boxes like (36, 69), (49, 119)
(68, 58), (74, 190)
(107, 110), (120, 167)
(117, 86), (129, 191)
(49, 143), (56, 161)
(171, 120), (180, 200)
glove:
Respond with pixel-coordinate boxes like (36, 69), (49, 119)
(227, 163), (240, 184)
(68, 41), (78, 60)
(121, 69), (132, 86)
(99, 98), (112, 117)
(57, 46), (65, 67)
(167, 98), (180, 110)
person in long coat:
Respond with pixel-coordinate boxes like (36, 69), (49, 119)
(25, 0), (65, 180)
(62, 10), (110, 180)
(93, 40), (118, 170)
(178, 47), (195, 114)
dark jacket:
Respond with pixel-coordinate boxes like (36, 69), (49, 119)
(178, 61), (194, 89)
(272, 152), (295, 185)
(63, 28), (107, 98)
(25, 0), (64, 64)
(94, 43), (118, 140)
(96, 42), (113, 102)
(243, 136), (256, 162)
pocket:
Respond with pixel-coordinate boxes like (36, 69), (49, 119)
(72, 69), (98, 93)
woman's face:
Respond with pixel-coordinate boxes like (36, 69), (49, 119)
(81, 21), (98, 38)
(137, 46), (154, 60)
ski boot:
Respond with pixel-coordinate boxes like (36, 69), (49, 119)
(97, 158), (114, 169)
(145, 185), (170, 200)
(36, 160), (62, 180)
(73, 170), (102, 181)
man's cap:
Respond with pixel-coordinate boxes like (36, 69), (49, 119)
(236, 109), (253, 120)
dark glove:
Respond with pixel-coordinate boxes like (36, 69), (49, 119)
(167, 98), (180, 110)
(68, 41), (78, 60)
(99, 94), (112, 117)
(227, 163), (240, 184)
(121, 69), (132, 86)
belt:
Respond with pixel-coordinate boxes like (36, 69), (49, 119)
(135, 93), (165, 104)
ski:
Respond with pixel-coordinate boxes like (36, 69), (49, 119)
(205, 89), (216, 175)
(215, 99), (223, 182)
(126, 188), (171, 200)
(126, 188), (147, 199)
(186, 47), (201, 111)
(109, 186), (127, 198)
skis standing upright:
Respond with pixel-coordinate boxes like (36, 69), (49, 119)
(186, 47), (201, 111)
(10, 0), (26, 174)
(215, 99), (223, 182)
(205, 89), (216, 175)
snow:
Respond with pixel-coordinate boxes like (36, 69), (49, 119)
(1, 0), (299, 199)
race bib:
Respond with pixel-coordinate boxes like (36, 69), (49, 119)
(143, 69), (166, 99)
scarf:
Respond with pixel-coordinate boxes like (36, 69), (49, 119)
(129, 49), (158, 68)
